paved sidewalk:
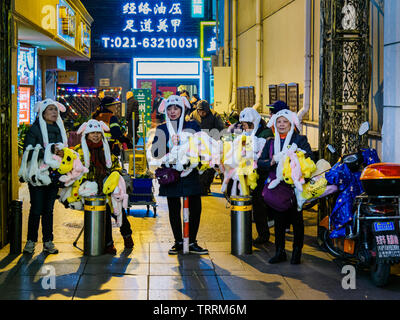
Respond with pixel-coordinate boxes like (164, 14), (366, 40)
(0, 180), (399, 300)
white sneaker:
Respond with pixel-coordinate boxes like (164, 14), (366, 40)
(23, 240), (36, 254)
(43, 241), (59, 254)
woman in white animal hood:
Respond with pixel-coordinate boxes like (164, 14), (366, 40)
(150, 95), (209, 255)
(22, 99), (68, 255)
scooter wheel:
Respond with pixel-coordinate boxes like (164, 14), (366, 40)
(322, 228), (342, 258)
(370, 261), (391, 287)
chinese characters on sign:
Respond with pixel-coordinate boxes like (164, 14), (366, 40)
(100, 1), (201, 56)
(18, 87), (31, 125)
(132, 88), (152, 138)
(201, 21), (217, 60)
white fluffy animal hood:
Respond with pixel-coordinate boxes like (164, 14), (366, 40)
(34, 99), (68, 148)
(158, 95), (191, 138)
(77, 119), (112, 169)
(239, 107), (261, 137)
(267, 109), (300, 156)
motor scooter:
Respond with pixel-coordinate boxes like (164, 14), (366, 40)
(319, 122), (400, 287)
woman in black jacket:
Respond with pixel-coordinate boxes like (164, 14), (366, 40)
(257, 109), (314, 264)
(150, 95), (208, 255)
(22, 99), (68, 255)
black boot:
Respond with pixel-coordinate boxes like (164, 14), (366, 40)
(290, 247), (302, 265)
(269, 249), (287, 264)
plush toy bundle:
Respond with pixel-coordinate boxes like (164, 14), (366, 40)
(220, 134), (266, 196)
(103, 171), (128, 228)
(18, 99), (69, 187)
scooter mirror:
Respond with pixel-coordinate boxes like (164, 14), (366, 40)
(327, 144), (336, 154)
(359, 121), (370, 136)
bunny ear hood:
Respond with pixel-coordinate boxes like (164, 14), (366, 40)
(34, 99), (68, 148)
(268, 109), (301, 156)
(79, 119), (112, 168)
(164, 95), (191, 138)
(239, 108), (261, 137)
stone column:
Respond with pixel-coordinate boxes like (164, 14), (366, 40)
(382, 0), (400, 162)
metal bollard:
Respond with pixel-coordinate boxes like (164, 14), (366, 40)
(9, 200), (23, 254)
(84, 196), (106, 256)
(230, 196), (253, 255)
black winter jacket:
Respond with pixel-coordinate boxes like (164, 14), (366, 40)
(23, 119), (64, 160)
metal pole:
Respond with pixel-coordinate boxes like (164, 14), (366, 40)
(133, 111), (136, 177)
(230, 195), (252, 255)
(9, 200), (22, 254)
(83, 196), (106, 256)
(183, 196), (189, 254)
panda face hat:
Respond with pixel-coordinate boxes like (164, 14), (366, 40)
(34, 99), (68, 148)
(77, 119), (112, 169)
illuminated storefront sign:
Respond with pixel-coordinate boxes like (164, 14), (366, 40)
(57, 0), (76, 47)
(99, 1), (202, 57)
(17, 47), (36, 86)
(79, 21), (91, 56)
(191, 0), (204, 18)
(18, 87), (31, 125)
(133, 57), (204, 97)
(200, 21), (216, 60)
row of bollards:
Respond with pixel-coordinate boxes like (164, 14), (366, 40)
(8, 194), (253, 257)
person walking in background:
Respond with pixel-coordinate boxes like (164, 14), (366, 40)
(92, 96), (130, 157)
(152, 89), (165, 124)
(187, 99), (225, 195)
(22, 99), (69, 254)
(150, 95), (208, 255)
(126, 91), (139, 146)
(75, 119), (134, 255)
(257, 109), (314, 264)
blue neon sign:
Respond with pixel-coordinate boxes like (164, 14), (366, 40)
(98, 1), (202, 58)
(192, 0), (204, 18)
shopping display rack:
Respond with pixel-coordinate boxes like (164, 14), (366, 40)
(122, 113), (157, 217)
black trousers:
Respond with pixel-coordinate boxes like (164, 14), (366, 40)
(270, 205), (304, 252)
(105, 205), (133, 246)
(27, 184), (59, 242)
(252, 184), (271, 240)
(167, 196), (202, 243)
(199, 168), (215, 194)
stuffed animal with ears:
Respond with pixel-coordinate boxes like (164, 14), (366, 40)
(77, 119), (112, 170)
(282, 146), (305, 191)
(58, 175), (86, 211)
(78, 181), (98, 198)
(110, 175), (129, 228)
(282, 149), (317, 191)
(27, 144), (52, 186)
(44, 143), (65, 167)
(103, 171), (121, 195)
(220, 134), (265, 196)
(18, 145), (34, 183)
(58, 148), (89, 187)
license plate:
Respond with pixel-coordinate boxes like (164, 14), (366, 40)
(374, 222), (395, 232)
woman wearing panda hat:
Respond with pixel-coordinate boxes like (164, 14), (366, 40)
(75, 119), (133, 255)
(257, 109), (314, 264)
(150, 95), (208, 255)
(22, 99), (68, 255)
